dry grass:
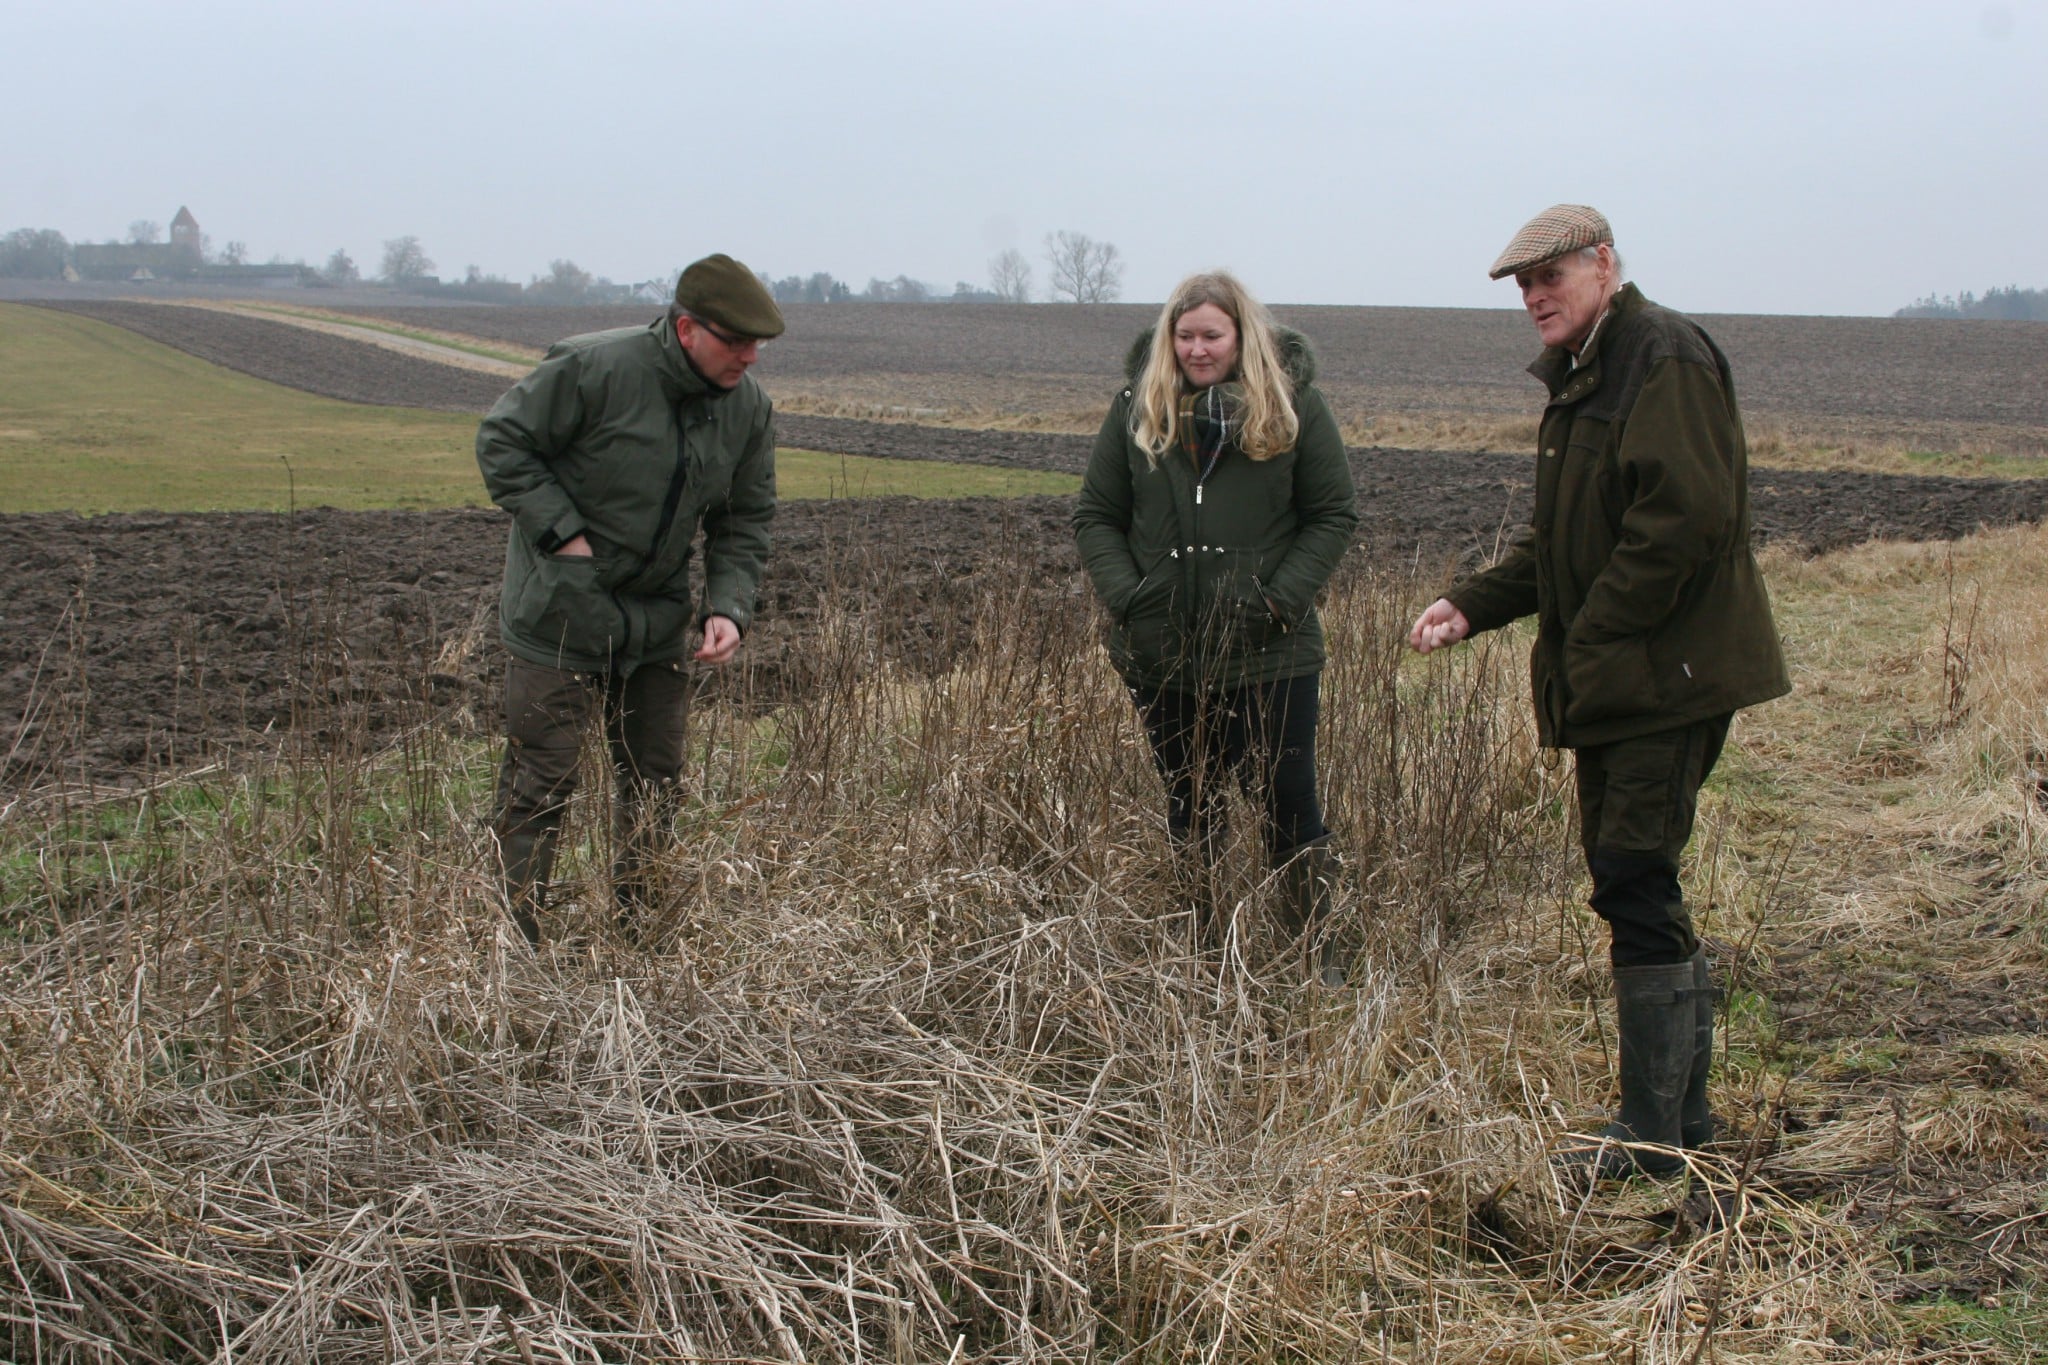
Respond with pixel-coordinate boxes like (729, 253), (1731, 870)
(774, 384), (1112, 435)
(773, 379), (2048, 475)
(11, 525), (2046, 1360)
(1744, 417), (2048, 479)
(775, 386), (1549, 461)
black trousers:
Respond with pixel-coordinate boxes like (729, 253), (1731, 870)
(1574, 714), (1732, 967)
(1131, 672), (1329, 864)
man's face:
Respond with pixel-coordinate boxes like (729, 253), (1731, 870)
(1514, 246), (1616, 352)
(676, 315), (763, 389)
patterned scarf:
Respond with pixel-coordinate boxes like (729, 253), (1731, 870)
(1175, 382), (1244, 466)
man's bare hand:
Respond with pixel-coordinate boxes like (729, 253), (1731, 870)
(554, 534), (593, 557)
(1409, 598), (1471, 654)
(695, 614), (743, 665)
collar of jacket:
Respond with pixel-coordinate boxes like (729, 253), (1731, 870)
(657, 307), (726, 405)
(1526, 281), (1644, 398)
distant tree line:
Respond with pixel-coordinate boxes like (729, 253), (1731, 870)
(307, 237), (654, 305)
(0, 228), (69, 278)
(1895, 285), (2048, 321)
(4, 219), (1130, 307)
(0, 224), (653, 305)
(759, 272), (994, 305)
(754, 229), (1123, 307)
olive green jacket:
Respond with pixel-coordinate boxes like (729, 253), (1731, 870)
(1448, 284), (1789, 747)
(1074, 329), (1359, 691)
(476, 311), (775, 675)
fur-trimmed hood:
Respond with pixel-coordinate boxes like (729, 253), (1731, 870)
(1121, 324), (1318, 388)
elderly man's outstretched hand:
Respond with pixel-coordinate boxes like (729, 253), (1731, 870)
(1409, 598), (1471, 654)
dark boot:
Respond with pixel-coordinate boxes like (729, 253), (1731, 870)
(611, 780), (678, 943)
(497, 826), (558, 947)
(1562, 960), (1694, 1180)
(1169, 821), (1227, 951)
(611, 810), (650, 936)
(1681, 947), (1719, 1148)
(1276, 840), (1347, 989)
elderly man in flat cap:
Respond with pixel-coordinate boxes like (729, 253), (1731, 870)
(1409, 207), (1788, 1180)
(477, 252), (784, 945)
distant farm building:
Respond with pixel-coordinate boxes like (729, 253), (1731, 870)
(73, 205), (205, 281)
(72, 207), (312, 287)
(170, 206), (201, 255)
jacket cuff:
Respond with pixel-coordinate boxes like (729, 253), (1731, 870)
(534, 512), (585, 554)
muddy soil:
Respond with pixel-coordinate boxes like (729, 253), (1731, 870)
(10, 300), (2048, 791)
(8, 449), (2048, 795)
(0, 498), (1065, 791)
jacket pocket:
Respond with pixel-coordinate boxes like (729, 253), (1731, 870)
(1109, 558), (1180, 674)
(514, 550), (625, 659)
(1201, 549), (1283, 657)
(1562, 630), (1661, 727)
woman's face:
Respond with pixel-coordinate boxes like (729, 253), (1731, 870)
(1173, 303), (1239, 388)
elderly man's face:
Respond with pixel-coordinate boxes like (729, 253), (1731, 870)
(1514, 246), (1616, 352)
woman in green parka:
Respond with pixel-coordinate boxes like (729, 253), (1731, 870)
(1074, 271), (1359, 982)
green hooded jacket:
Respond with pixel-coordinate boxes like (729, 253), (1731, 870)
(1447, 284), (1789, 748)
(476, 311), (775, 675)
(1074, 327), (1359, 691)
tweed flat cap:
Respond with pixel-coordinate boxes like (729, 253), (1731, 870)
(1487, 204), (1613, 280)
(674, 253), (785, 339)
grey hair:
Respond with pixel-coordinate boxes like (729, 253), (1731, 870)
(1578, 242), (1626, 280)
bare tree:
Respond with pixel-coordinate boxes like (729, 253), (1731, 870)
(1043, 230), (1122, 303)
(988, 248), (1033, 303)
(324, 248), (359, 284)
(220, 240), (249, 266)
(379, 235), (435, 285)
(527, 258), (594, 304)
(128, 219), (162, 245)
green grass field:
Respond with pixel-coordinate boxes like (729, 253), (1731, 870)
(0, 305), (1078, 513)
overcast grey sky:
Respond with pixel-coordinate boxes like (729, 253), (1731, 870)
(8, 1), (2040, 315)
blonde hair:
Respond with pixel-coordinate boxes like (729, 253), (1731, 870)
(1132, 271), (1301, 464)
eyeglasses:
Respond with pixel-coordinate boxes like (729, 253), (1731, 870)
(688, 314), (768, 352)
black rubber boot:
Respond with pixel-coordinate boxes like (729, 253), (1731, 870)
(1563, 960), (1694, 1180)
(1276, 840), (1347, 989)
(1681, 947), (1719, 1148)
(497, 827), (558, 947)
(1169, 819), (1229, 951)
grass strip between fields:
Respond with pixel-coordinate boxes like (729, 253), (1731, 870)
(234, 302), (543, 365)
(0, 303), (1077, 513)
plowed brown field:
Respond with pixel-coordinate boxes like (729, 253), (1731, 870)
(325, 298), (2048, 444)
(10, 298), (2048, 791)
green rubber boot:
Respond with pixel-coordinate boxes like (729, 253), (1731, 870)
(1562, 959), (1694, 1180)
(1681, 947), (1719, 1148)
